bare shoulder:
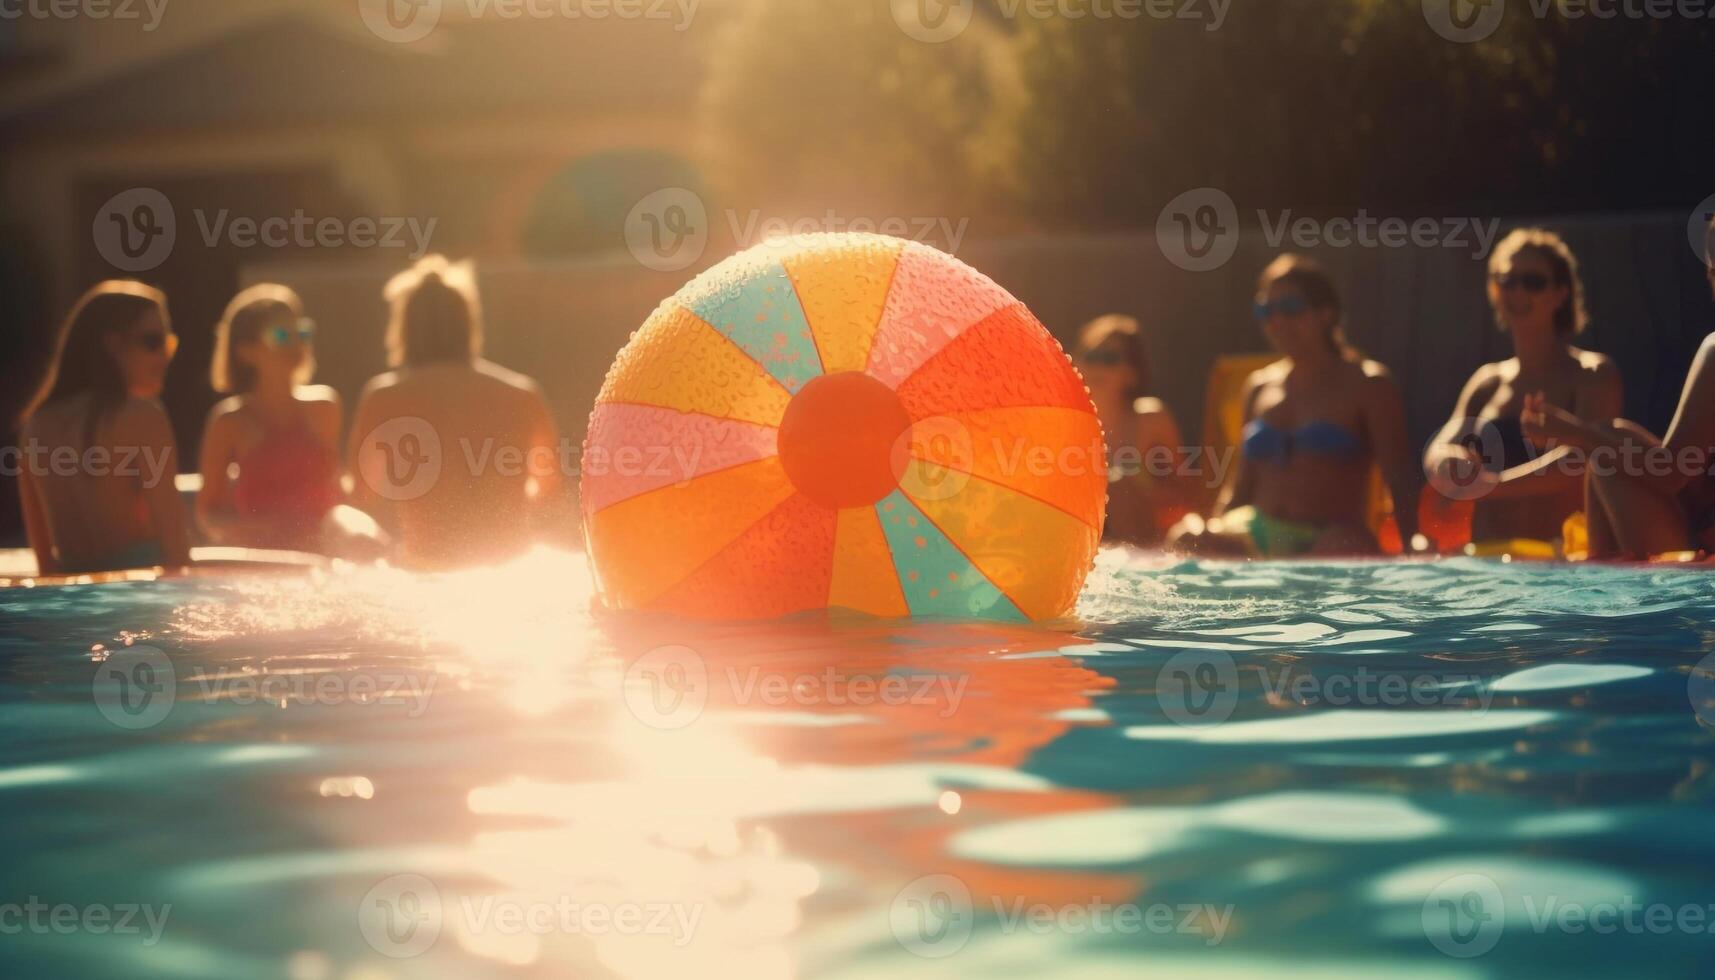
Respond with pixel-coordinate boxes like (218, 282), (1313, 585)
(1466, 359), (1507, 398)
(1250, 360), (1290, 387)
(474, 358), (544, 396)
(1570, 345), (1618, 381)
(1131, 396), (1172, 418)
(1357, 357), (1394, 382)
(113, 397), (175, 440)
(203, 395), (247, 435)
(296, 384), (341, 407)
(358, 371), (405, 400)
(1355, 358), (1402, 397)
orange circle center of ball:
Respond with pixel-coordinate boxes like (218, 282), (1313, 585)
(779, 371), (912, 508)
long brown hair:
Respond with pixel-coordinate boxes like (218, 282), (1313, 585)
(22, 280), (169, 445)
(211, 283), (310, 394)
(384, 255), (483, 368)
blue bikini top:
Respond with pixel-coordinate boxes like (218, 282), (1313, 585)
(1242, 418), (1364, 463)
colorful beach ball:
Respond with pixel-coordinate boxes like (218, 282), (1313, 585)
(580, 233), (1106, 621)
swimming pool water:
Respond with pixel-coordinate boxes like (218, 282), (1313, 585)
(2, 552), (1713, 978)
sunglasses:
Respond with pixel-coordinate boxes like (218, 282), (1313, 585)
(262, 319), (317, 348)
(132, 329), (178, 356)
(1080, 349), (1125, 367)
(1491, 271), (1551, 294)
(1254, 296), (1311, 321)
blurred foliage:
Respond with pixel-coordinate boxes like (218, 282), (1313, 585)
(704, 0), (1715, 229)
(700, 0), (992, 216)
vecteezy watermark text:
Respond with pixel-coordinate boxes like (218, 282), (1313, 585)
(358, 874), (702, 958)
(0, 899), (171, 946)
(623, 188), (971, 272)
(2, 441), (173, 488)
(1423, 872), (1715, 958)
(621, 645), (969, 730)
(1156, 649), (1494, 729)
(891, 0), (1229, 43)
(890, 874), (1232, 957)
(359, 0), (700, 43)
(93, 187), (437, 273)
(0, 0), (167, 30)
(1423, 0), (1714, 43)
(93, 645), (440, 731)
(1157, 188), (1501, 273)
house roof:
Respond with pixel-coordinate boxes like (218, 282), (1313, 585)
(2, 11), (713, 142)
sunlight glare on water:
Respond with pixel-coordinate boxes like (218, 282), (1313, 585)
(1, 550), (1714, 978)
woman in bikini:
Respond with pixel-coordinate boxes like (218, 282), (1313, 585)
(1517, 217), (1715, 559)
(1423, 228), (1622, 544)
(1072, 314), (1189, 547)
(17, 281), (192, 574)
(197, 284), (380, 555)
(1168, 254), (1421, 557)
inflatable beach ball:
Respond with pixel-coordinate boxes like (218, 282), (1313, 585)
(581, 234), (1105, 621)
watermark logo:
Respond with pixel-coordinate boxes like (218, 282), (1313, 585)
(1689, 192), (1715, 266)
(623, 645), (709, 730)
(890, 874), (974, 957)
(93, 645), (175, 730)
(891, 874), (1234, 956)
(0, 899), (172, 946)
(1156, 649), (1240, 728)
(894, 416), (975, 503)
(626, 188), (709, 272)
(624, 189), (972, 268)
(92, 188), (437, 272)
(1422, 0), (1506, 42)
(359, 874), (444, 958)
(356, 417), (444, 502)
(359, 0), (443, 42)
(1157, 187), (1239, 273)
(891, 0), (975, 42)
(1424, 418), (1509, 501)
(93, 188), (176, 273)
(0, 0), (168, 30)
(358, 874), (701, 955)
(1423, 873), (1505, 957)
(1690, 652), (1715, 728)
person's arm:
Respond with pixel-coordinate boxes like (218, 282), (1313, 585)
(1211, 376), (1260, 518)
(1528, 336), (1715, 497)
(131, 403), (191, 568)
(1424, 365), (1502, 500)
(306, 392), (346, 500)
(1487, 357), (1623, 499)
(346, 385), (381, 513)
(18, 462), (59, 576)
(1660, 336), (1715, 462)
(195, 405), (244, 545)
(1362, 369), (1421, 545)
(1132, 400), (1186, 491)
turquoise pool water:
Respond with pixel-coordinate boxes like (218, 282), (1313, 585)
(2, 552), (1714, 978)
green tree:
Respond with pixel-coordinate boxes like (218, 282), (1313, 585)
(700, 0), (994, 219)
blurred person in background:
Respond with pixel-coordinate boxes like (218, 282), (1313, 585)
(1518, 217), (1715, 559)
(197, 284), (383, 557)
(348, 256), (566, 570)
(16, 281), (191, 574)
(1424, 228), (1622, 544)
(1073, 314), (1189, 547)
(1169, 254), (1421, 556)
